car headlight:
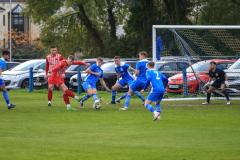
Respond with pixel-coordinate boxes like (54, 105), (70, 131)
(188, 77), (196, 81)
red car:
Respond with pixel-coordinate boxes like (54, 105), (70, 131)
(167, 59), (236, 93)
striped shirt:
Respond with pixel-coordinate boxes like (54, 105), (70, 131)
(46, 53), (64, 75)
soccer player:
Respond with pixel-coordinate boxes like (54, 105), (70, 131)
(202, 61), (230, 105)
(144, 62), (168, 121)
(50, 55), (87, 110)
(120, 51), (149, 110)
(110, 56), (145, 104)
(45, 46), (64, 107)
(79, 57), (111, 109)
(0, 50), (16, 109)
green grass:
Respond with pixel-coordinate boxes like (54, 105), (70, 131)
(0, 90), (240, 160)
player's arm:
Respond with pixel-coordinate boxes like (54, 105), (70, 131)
(99, 78), (111, 92)
(51, 61), (65, 74)
(160, 73), (169, 88)
(128, 66), (136, 73)
(143, 72), (151, 91)
(85, 68), (100, 76)
(73, 61), (88, 66)
(45, 58), (49, 78)
(134, 63), (141, 76)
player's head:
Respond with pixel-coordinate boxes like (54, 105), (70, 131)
(67, 55), (75, 65)
(210, 61), (217, 70)
(50, 46), (58, 55)
(114, 56), (121, 66)
(96, 57), (104, 66)
(2, 50), (10, 61)
(147, 61), (155, 69)
(138, 51), (148, 60)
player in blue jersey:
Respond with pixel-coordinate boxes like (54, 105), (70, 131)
(79, 57), (110, 109)
(120, 51), (149, 110)
(144, 62), (168, 121)
(110, 56), (145, 104)
(0, 50), (16, 109)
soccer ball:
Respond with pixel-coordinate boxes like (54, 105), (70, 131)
(93, 100), (101, 110)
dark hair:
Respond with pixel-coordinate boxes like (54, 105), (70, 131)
(50, 46), (57, 49)
(68, 55), (75, 61)
(148, 61), (155, 68)
(114, 56), (121, 59)
(97, 57), (103, 62)
(2, 50), (10, 56)
(138, 51), (148, 57)
(210, 61), (217, 65)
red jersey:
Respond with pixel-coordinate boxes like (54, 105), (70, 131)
(45, 53), (64, 75)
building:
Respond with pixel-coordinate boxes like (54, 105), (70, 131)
(0, 0), (40, 49)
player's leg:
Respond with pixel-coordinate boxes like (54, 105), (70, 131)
(134, 91), (145, 103)
(79, 82), (93, 107)
(202, 86), (214, 105)
(0, 82), (16, 109)
(47, 83), (54, 106)
(120, 88), (134, 110)
(220, 83), (230, 104)
(60, 83), (78, 110)
(110, 83), (121, 104)
(145, 93), (160, 121)
(116, 92), (128, 103)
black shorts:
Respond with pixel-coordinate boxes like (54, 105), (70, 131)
(211, 79), (225, 89)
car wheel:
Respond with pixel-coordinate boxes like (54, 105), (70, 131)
(21, 79), (29, 88)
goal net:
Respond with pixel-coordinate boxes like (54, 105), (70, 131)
(152, 25), (240, 96)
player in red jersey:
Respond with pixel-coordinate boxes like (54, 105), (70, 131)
(50, 55), (88, 110)
(45, 46), (64, 106)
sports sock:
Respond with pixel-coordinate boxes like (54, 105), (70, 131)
(207, 92), (211, 103)
(48, 89), (53, 101)
(124, 94), (131, 108)
(222, 90), (230, 101)
(2, 90), (10, 106)
(81, 94), (91, 102)
(111, 90), (117, 102)
(63, 93), (70, 105)
(145, 104), (155, 113)
(156, 104), (161, 112)
(65, 90), (75, 98)
(134, 91), (145, 102)
(118, 93), (127, 101)
(92, 94), (98, 102)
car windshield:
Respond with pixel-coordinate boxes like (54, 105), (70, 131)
(228, 60), (240, 69)
(186, 61), (210, 73)
(11, 60), (43, 71)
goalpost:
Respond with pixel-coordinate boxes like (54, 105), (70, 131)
(152, 25), (240, 96)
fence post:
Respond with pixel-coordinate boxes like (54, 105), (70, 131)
(29, 67), (33, 92)
(182, 64), (188, 97)
(77, 67), (82, 95)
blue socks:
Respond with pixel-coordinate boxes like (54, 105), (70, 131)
(156, 104), (161, 112)
(3, 90), (10, 106)
(118, 93), (127, 101)
(134, 91), (145, 102)
(124, 94), (131, 108)
(145, 104), (155, 113)
(92, 94), (98, 102)
(81, 94), (91, 102)
(111, 90), (116, 102)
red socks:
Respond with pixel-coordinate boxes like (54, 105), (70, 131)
(65, 90), (75, 98)
(48, 89), (53, 101)
(63, 93), (70, 105)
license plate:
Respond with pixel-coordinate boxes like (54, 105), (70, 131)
(73, 82), (78, 86)
(169, 84), (179, 89)
(34, 82), (42, 86)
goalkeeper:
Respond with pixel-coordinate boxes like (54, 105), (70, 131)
(202, 61), (230, 105)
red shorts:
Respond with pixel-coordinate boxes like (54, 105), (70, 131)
(48, 76), (64, 87)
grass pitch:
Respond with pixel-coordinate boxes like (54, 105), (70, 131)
(0, 90), (240, 160)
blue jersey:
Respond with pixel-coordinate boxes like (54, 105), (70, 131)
(84, 64), (103, 84)
(136, 59), (149, 81)
(115, 63), (134, 81)
(145, 69), (168, 93)
(0, 58), (7, 72)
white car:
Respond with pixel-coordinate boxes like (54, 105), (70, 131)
(2, 59), (45, 89)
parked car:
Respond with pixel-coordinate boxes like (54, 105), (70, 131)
(33, 58), (112, 88)
(2, 59), (45, 89)
(225, 59), (240, 95)
(156, 60), (191, 78)
(69, 60), (137, 90)
(167, 59), (235, 93)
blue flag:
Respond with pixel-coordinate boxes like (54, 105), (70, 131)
(156, 36), (164, 60)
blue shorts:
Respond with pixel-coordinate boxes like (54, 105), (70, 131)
(118, 79), (133, 87)
(130, 80), (146, 91)
(82, 81), (96, 91)
(147, 93), (164, 102)
(0, 79), (5, 87)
